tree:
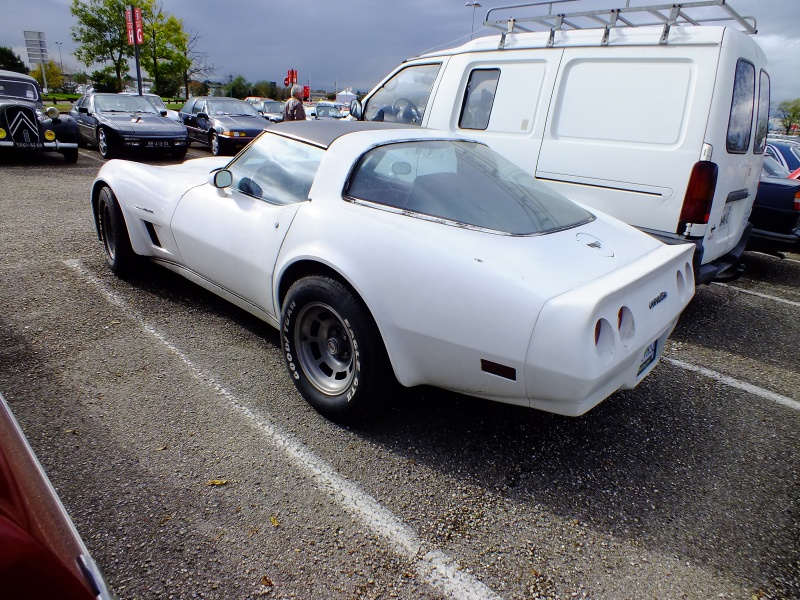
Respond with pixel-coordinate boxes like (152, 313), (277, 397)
(71, 0), (159, 91)
(776, 99), (800, 135)
(140, 2), (189, 96)
(181, 29), (214, 99)
(226, 75), (250, 99)
(251, 80), (278, 99)
(0, 47), (28, 73)
(30, 60), (65, 92)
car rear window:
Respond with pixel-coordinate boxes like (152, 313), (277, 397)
(346, 140), (594, 235)
(753, 70), (770, 154)
(727, 59), (755, 154)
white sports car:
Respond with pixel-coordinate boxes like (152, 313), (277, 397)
(90, 121), (695, 422)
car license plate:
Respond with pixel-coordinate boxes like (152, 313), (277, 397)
(146, 140), (171, 148)
(16, 142), (44, 149)
(719, 204), (731, 229)
(637, 340), (658, 376)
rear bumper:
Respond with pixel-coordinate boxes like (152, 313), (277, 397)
(747, 226), (800, 254)
(645, 222), (752, 285)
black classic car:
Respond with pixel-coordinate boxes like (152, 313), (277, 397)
(747, 156), (800, 255)
(179, 96), (271, 156)
(69, 93), (188, 159)
(0, 69), (79, 163)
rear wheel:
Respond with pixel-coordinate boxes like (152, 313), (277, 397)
(172, 146), (187, 159)
(97, 186), (138, 277)
(281, 276), (394, 423)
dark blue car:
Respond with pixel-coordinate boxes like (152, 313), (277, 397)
(748, 156), (800, 255)
(765, 139), (800, 172)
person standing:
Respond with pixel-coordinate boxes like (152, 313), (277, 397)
(283, 85), (307, 121)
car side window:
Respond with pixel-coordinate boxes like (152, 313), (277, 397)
(459, 69), (499, 130)
(227, 134), (324, 205)
(753, 70), (770, 154)
(727, 59), (755, 154)
(193, 100), (205, 115)
(363, 63), (441, 125)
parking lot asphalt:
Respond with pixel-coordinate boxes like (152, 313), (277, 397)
(0, 147), (797, 600)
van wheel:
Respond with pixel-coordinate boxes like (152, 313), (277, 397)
(281, 276), (393, 423)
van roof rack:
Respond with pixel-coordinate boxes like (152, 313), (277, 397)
(483, 0), (757, 48)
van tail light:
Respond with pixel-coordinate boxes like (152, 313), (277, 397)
(678, 161), (718, 232)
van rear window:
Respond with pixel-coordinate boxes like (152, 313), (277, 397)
(753, 70), (770, 154)
(726, 59), (755, 154)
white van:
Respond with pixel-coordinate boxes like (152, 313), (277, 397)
(349, 0), (770, 283)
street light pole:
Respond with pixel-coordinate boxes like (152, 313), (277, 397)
(465, 2), (482, 40)
(55, 42), (63, 71)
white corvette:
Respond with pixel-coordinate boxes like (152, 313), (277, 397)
(90, 121), (695, 422)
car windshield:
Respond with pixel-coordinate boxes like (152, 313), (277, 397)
(0, 78), (39, 101)
(95, 95), (158, 113)
(263, 101), (283, 113)
(227, 132), (325, 205)
(144, 95), (168, 111)
(347, 140), (594, 235)
(207, 100), (260, 117)
(762, 156), (790, 178)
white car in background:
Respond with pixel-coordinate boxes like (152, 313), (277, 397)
(89, 121), (695, 423)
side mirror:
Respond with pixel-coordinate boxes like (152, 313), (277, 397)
(208, 169), (233, 189)
(78, 106), (88, 114)
(160, 110), (167, 117)
(349, 99), (363, 120)
(197, 111), (209, 119)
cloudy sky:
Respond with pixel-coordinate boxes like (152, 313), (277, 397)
(2, 0), (798, 102)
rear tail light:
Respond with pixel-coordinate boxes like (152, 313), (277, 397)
(794, 190), (800, 211)
(679, 161), (718, 232)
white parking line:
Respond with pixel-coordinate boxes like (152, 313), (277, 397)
(64, 259), (502, 600)
(666, 357), (800, 411)
(711, 282), (800, 308)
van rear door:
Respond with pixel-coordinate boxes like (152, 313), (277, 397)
(699, 30), (768, 263)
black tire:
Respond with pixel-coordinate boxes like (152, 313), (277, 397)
(281, 276), (394, 423)
(62, 148), (78, 163)
(97, 127), (115, 159)
(97, 186), (138, 277)
(172, 146), (187, 159)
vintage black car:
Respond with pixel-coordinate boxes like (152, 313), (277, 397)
(747, 156), (800, 255)
(70, 93), (188, 159)
(0, 69), (79, 163)
(179, 96), (271, 156)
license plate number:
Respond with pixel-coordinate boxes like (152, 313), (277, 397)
(146, 140), (171, 147)
(637, 340), (658, 376)
(16, 142), (43, 149)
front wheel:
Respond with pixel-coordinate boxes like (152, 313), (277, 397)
(210, 131), (221, 156)
(97, 128), (115, 159)
(97, 186), (138, 277)
(62, 148), (78, 163)
(281, 276), (394, 423)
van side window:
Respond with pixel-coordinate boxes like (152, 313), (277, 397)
(459, 69), (499, 130)
(726, 59), (755, 154)
(753, 70), (770, 154)
(364, 63), (441, 125)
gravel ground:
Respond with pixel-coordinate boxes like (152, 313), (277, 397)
(0, 148), (797, 600)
